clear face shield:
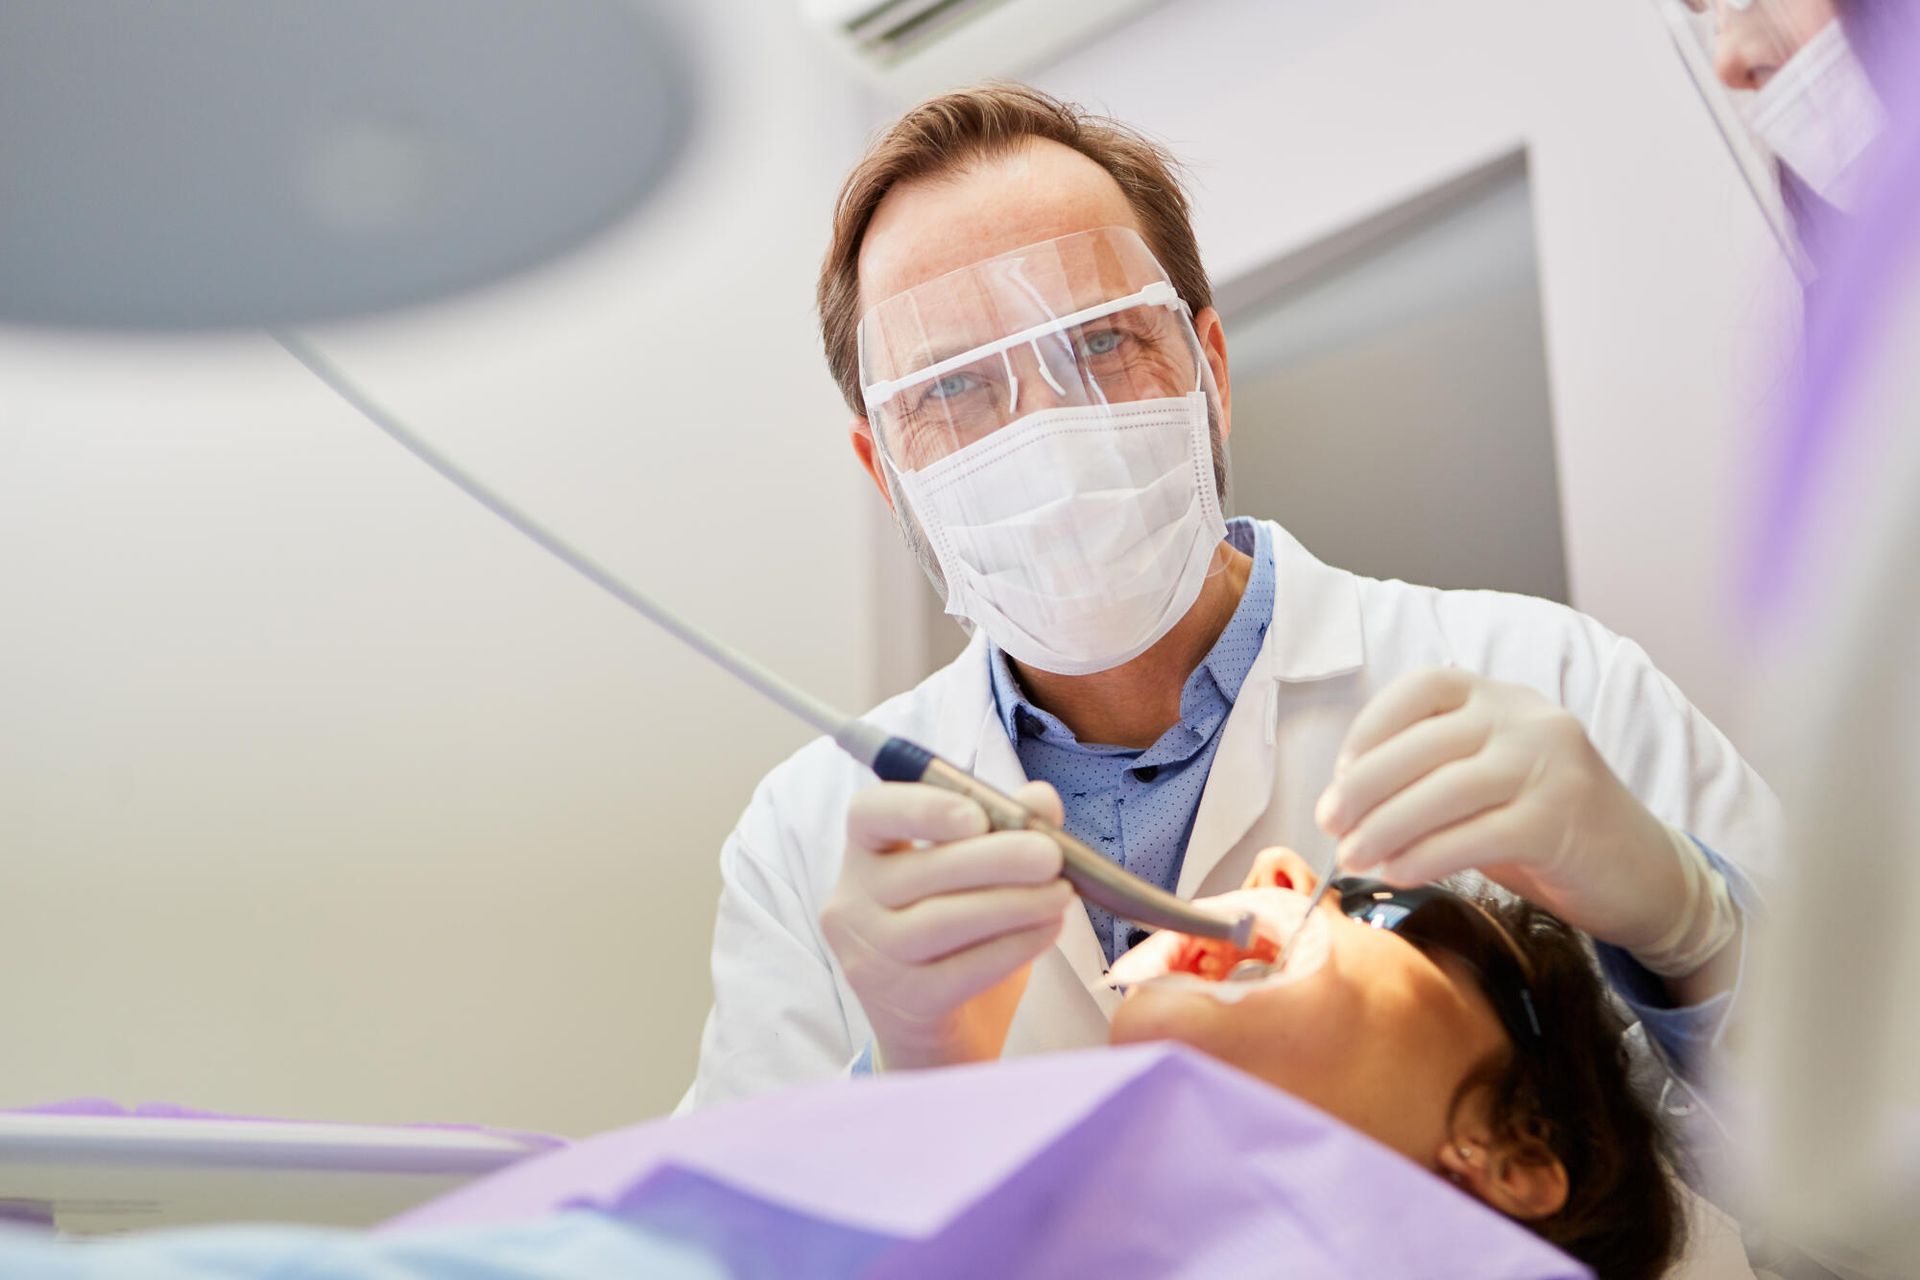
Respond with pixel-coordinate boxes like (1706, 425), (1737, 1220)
(857, 227), (1231, 677)
(1653, 0), (1889, 273)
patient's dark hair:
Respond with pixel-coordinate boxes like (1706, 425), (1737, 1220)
(1460, 896), (1684, 1280)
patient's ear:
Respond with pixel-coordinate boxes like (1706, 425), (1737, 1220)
(1436, 1124), (1569, 1221)
(1244, 847), (1316, 893)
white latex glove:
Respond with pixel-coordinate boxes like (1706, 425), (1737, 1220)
(1314, 667), (1691, 953)
(820, 780), (1073, 1071)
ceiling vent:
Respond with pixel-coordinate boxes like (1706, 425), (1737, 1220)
(802, 0), (1164, 99)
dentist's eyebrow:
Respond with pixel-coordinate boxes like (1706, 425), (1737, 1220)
(901, 336), (978, 372)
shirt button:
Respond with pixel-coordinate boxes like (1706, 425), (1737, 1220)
(1126, 928), (1152, 950)
(1131, 765), (1160, 782)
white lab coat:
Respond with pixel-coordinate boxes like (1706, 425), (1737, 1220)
(681, 521), (1779, 1111)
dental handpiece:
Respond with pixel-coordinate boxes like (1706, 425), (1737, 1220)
(834, 722), (1256, 945)
(276, 331), (1257, 947)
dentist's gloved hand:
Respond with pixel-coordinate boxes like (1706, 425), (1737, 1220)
(821, 780), (1073, 1072)
(1314, 667), (1693, 954)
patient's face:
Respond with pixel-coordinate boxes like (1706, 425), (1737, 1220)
(1107, 851), (1510, 1168)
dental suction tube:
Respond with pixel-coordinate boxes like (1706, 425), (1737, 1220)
(276, 332), (1256, 947)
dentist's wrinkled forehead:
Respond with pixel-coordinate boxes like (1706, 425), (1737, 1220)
(856, 137), (1148, 306)
(857, 225), (1172, 387)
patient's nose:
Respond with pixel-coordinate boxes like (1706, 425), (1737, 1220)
(1244, 847), (1315, 893)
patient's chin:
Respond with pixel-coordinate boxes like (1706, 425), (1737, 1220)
(1108, 985), (1225, 1050)
(1106, 992), (1317, 1112)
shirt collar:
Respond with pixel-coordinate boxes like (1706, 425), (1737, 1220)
(988, 517), (1275, 747)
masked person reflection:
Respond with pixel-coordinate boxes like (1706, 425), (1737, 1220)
(1681, 0), (1891, 240)
(683, 87), (1775, 1166)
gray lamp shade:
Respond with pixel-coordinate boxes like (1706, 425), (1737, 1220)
(0, 0), (693, 328)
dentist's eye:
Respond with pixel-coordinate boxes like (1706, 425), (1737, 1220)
(929, 371), (978, 399)
(1078, 328), (1126, 357)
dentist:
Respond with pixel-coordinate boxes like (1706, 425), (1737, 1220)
(681, 84), (1774, 1108)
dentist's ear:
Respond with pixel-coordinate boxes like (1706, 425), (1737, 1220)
(1244, 847), (1317, 893)
(1192, 305), (1231, 439)
(849, 415), (895, 512)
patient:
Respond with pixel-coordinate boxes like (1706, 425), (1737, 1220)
(0, 853), (1684, 1279)
(1107, 848), (1683, 1280)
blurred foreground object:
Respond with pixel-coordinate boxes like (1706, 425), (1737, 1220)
(0, 1102), (559, 1234)
(1744, 11), (1920, 1270)
(0, 0), (691, 328)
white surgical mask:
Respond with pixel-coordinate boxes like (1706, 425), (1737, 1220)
(1748, 20), (1886, 212)
(894, 391), (1227, 676)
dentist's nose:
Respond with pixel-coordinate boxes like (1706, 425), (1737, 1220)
(1005, 336), (1081, 415)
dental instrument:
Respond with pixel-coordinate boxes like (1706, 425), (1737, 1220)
(271, 330), (1255, 948)
(1222, 870), (1337, 983)
(1278, 874), (1338, 969)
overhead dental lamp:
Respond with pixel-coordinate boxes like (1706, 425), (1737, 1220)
(0, 0), (692, 328)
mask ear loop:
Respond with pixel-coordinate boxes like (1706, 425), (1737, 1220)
(870, 412), (971, 623)
(1174, 292), (1232, 571)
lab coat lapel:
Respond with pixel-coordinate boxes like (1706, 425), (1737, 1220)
(1177, 639), (1281, 899)
(1177, 523), (1366, 899)
(931, 633), (998, 772)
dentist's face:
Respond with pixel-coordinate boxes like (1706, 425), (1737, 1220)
(845, 138), (1234, 514)
(1107, 850), (1512, 1168)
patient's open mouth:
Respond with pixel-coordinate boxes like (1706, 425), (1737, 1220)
(1105, 889), (1328, 999)
(1166, 929), (1281, 982)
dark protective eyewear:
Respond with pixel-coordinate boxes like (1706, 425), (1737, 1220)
(1333, 878), (1544, 1045)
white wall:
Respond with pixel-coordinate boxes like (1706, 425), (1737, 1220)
(0, 1), (874, 1136)
(1224, 161), (1571, 605)
(1033, 0), (1801, 741)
